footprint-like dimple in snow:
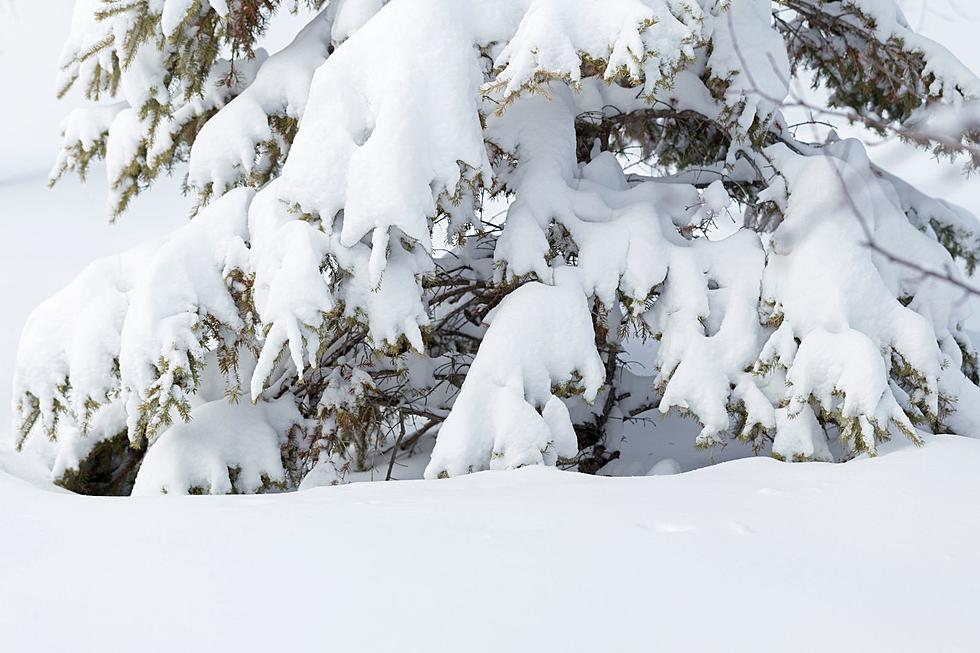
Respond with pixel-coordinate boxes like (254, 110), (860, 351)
(654, 522), (695, 534)
(729, 521), (755, 535)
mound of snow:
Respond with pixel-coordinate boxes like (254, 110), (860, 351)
(132, 398), (301, 496)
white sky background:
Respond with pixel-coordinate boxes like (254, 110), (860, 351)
(0, 1), (978, 432)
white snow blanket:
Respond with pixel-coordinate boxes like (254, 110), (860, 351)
(2, 434), (979, 652)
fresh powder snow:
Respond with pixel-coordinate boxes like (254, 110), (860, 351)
(1, 2), (980, 651)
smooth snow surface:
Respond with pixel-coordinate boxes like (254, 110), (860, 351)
(2, 435), (979, 652)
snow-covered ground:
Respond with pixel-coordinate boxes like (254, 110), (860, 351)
(2, 434), (979, 652)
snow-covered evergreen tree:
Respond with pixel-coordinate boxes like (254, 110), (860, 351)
(13, 0), (980, 494)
